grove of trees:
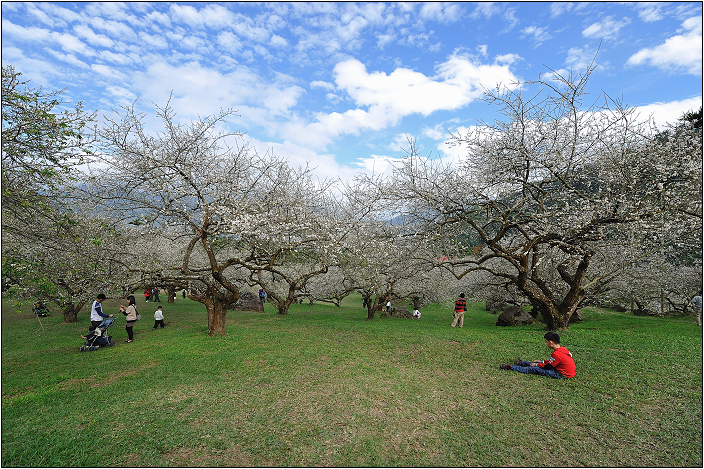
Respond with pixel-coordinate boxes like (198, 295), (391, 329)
(2, 64), (701, 334)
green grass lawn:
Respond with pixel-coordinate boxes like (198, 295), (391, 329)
(2, 294), (702, 467)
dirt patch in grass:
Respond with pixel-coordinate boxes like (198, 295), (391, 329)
(90, 361), (157, 388)
(2, 386), (36, 402)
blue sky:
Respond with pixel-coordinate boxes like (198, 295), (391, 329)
(2, 2), (702, 180)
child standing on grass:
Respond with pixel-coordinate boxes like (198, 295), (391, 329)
(500, 331), (576, 379)
(153, 305), (165, 330)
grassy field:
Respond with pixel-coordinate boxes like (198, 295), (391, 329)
(2, 293), (702, 467)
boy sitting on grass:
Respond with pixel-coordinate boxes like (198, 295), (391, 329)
(500, 331), (575, 379)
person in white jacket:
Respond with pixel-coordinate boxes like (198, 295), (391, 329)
(89, 293), (113, 331)
(153, 305), (165, 330)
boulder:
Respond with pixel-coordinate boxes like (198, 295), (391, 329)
(496, 305), (537, 327)
(381, 306), (413, 319)
(235, 291), (264, 312)
(633, 308), (659, 317)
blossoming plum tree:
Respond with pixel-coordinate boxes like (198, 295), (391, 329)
(378, 64), (702, 330)
(85, 100), (359, 333)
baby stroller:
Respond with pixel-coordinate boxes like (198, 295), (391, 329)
(79, 317), (116, 352)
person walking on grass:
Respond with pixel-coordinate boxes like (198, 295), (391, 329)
(153, 305), (166, 330)
(119, 295), (139, 343)
(89, 294), (113, 331)
(691, 292), (702, 327)
(450, 293), (467, 328)
(500, 331), (576, 379)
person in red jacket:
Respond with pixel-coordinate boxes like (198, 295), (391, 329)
(450, 293), (467, 328)
(500, 332), (576, 379)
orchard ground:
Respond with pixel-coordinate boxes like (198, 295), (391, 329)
(2, 294), (702, 467)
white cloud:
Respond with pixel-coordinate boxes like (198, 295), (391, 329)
(550, 2), (574, 18)
(105, 85), (137, 100)
(502, 9), (520, 33)
(311, 80), (336, 91)
(262, 85), (306, 116)
(627, 17), (702, 75)
(422, 124), (450, 141)
(46, 50), (90, 69)
(325, 93), (341, 104)
(564, 46), (598, 72)
(91, 63), (126, 80)
(2, 20), (96, 57)
(470, 3), (501, 20)
(419, 3), (462, 23)
(123, 62), (307, 133)
(352, 154), (403, 175)
(85, 3), (131, 21)
(97, 50), (134, 66)
(169, 4), (234, 30)
(388, 133), (414, 152)
(27, 3), (67, 28)
(335, 55), (517, 117)
(231, 18), (271, 43)
(634, 96), (703, 128)
(550, 2), (589, 19)
(521, 25), (552, 46)
(582, 16), (631, 40)
(279, 54), (519, 149)
(635, 3), (666, 22)
(145, 11), (172, 28)
(217, 31), (243, 52)
(376, 33), (395, 49)
(138, 31), (169, 50)
(494, 53), (522, 65)
(0, 46), (61, 85)
(270, 34), (289, 48)
(336, 15), (369, 43)
(73, 24), (115, 48)
(87, 17), (136, 39)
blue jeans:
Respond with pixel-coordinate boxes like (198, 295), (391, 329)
(511, 359), (564, 379)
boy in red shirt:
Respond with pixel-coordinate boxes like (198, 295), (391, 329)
(500, 332), (575, 379)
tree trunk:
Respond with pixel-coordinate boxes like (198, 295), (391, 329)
(193, 294), (228, 336)
(366, 296), (384, 320)
(167, 286), (177, 304)
(540, 301), (579, 330)
(273, 286), (298, 315)
(62, 301), (85, 324)
(277, 297), (295, 315)
(207, 298), (228, 336)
